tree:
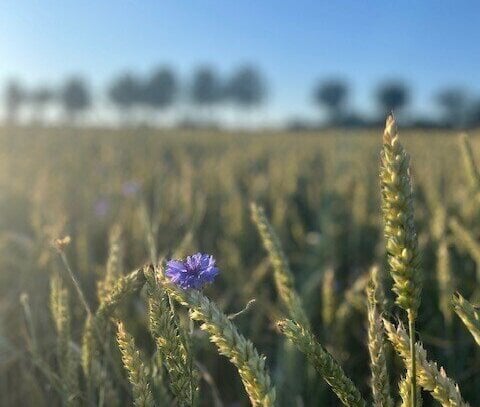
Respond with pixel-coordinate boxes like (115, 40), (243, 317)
(191, 66), (222, 122)
(30, 86), (54, 124)
(4, 80), (25, 124)
(226, 66), (266, 110)
(142, 67), (178, 121)
(313, 80), (349, 125)
(61, 77), (91, 123)
(436, 88), (467, 128)
(108, 73), (142, 123)
(467, 100), (480, 128)
(376, 81), (409, 117)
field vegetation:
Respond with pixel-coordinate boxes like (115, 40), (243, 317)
(1, 121), (480, 406)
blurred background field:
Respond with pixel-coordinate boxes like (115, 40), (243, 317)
(2, 125), (480, 405)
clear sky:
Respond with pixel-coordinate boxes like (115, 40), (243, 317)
(1, 0), (480, 124)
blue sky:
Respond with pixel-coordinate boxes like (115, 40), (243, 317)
(1, 1), (480, 123)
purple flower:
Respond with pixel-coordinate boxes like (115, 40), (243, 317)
(122, 180), (141, 198)
(166, 253), (219, 289)
(94, 198), (109, 218)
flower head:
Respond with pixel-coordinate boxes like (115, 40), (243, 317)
(94, 198), (109, 218)
(166, 253), (219, 289)
(121, 180), (141, 198)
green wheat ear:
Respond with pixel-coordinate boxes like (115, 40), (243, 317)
(277, 319), (366, 407)
(366, 266), (393, 407)
(154, 264), (276, 407)
(250, 202), (310, 328)
(144, 265), (199, 406)
(97, 224), (124, 301)
(437, 239), (455, 328)
(380, 115), (421, 407)
(81, 266), (146, 404)
(449, 217), (480, 281)
(452, 293), (480, 346)
(321, 267), (336, 329)
(380, 114), (421, 318)
(50, 274), (80, 406)
(398, 372), (422, 407)
(97, 267), (146, 319)
(459, 133), (480, 201)
(384, 319), (469, 407)
(116, 321), (155, 407)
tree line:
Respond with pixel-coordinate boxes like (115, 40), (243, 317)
(3, 65), (266, 126)
(3, 68), (480, 129)
(312, 79), (480, 129)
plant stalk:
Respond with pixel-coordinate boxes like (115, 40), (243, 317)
(408, 311), (417, 407)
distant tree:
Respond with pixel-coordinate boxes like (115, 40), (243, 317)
(191, 66), (222, 122)
(226, 66), (266, 110)
(376, 81), (409, 117)
(436, 88), (467, 128)
(4, 80), (25, 124)
(108, 73), (142, 123)
(142, 67), (178, 122)
(313, 80), (349, 125)
(60, 77), (91, 123)
(468, 100), (480, 128)
(30, 86), (54, 124)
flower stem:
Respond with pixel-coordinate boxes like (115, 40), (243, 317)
(408, 311), (417, 407)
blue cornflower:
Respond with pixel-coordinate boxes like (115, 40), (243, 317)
(121, 180), (141, 198)
(166, 253), (219, 289)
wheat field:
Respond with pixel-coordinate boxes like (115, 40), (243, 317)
(1, 120), (480, 406)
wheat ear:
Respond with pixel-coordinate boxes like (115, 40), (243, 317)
(97, 224), (123, 300)
(459, 133), (480, 200)
(384, 320), (469, 407)
(154, 265), (276, 407)
(449, 217), (480, 282)
(321, 267), (336, 329)
(82, 267), (146, 402)
(277, 319), (366, 407)
(116, 321), (155, 407)
(144, 266), (199, 406)
(380, 115), (421, 406)
(452, 293), (480, 346)
(97, 268), (146, 319)
(398, 372), (422, 407)
(50, 275), (80, 406)
(437, 239), (455, 328)
(251, 202), (309, 327)
(366, 266), (393, 407)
